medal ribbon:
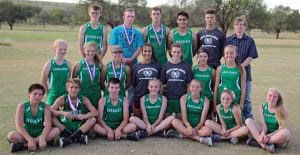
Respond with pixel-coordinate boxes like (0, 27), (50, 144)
(111, 61), (123, 80)
(151, 24), (164, 45)
(122, 25), (134, 46)
(67, 95), (79, 113)
(84, 59), (95, 82)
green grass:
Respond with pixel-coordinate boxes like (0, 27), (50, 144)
(0, 24), (299, 154)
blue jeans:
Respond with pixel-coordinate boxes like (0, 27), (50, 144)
(242, 81), (253, 119)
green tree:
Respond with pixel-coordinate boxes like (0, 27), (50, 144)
(51, 8), (64, 23)
(0, 1), (13, 30)
(37, 10), (55, 28)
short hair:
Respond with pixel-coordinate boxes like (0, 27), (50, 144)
(169, 43), (183, 58)
(234, 15), (247, 27)
(88, 4), (102, 14)
(28, 83), (45, 95)
(123, 8), (135, 15)
(150, 7), (162, 15)
(53, 39), (68, 49)
(66, 78), (82, 89)
(205, 9), (216, 15)
(177, 11), (189, 20)
(108, 78), (121, 87)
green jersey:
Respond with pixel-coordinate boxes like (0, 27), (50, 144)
(60, 94), (85, 132)
(173, 28), (193, 66)
(84, 22), (104, 54)
(193, 65), (214, 102)
(47, 58), (69, 106)
(217, 64), (241, 104)
(78, 59), (101, 109)
(186, 93), (205, 128)
(23, 100), (45, 137)
(220, 104), (237, 130)
(146, 24), (167, 65)
(144, 94), (162, 124)
(262, 102), (279, 134)
(103, 96), (124, 129)
(104, 61), (127, 97)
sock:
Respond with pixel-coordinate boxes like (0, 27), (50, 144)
(70, 130), (83, 141)
(61, 128), (72, 137)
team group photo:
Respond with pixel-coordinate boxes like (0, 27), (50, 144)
(0, 0), (299, 154)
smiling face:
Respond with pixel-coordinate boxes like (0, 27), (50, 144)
(84, 45), (96, 60)
(177, 15), (188, 28)
(112, 50), (123, 62)
(224, 46), (237, 63)
(142, 45), (153, 61)
(220, 91), (234, 109)
(171, 46), (182, 61)
(148, 80), (160, 95)
(189, 80), (202, 95)
(54, 42), (68, 58)
(266, 90), (279, 108)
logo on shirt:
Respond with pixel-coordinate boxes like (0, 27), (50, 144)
(204, 37), (213, 44)
(171, 71), (180, 78)
(143, 70), (153, 77)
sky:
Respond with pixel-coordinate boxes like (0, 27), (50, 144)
(35, 0), (300, 10)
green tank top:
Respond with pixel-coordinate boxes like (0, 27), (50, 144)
(104, 61), (127, 97)
(47, 58), (69, 105)
(146, 24), (167, 65)
(84, 22), (104, 54)
(262, 102), (279, 134)
(186, 93), (205, 128)
(103, 96), (124, 129)
(144, 94), (162, 124)
(78, 59), (101, 103)
(23, 100), (45, 137)
(193, 65), (214, 102)
(220, 104), (237, 130)
(218, 64), (241, 104)
(173, 28), (193, 65)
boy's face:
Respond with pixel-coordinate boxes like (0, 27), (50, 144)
(123, 11), (135, 25)
(89, 8), (101, 21)
(177, 15), (188, 28)
(67, 83), (80, 97)
(151, 10), (161, 22)
(205, 14), (216, 26)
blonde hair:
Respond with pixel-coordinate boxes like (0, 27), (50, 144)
(53, 39), (68, 49)
(221, 89), (235, 102)
(66, 78), (82, 89)
(224, 45), (244, 77)
(268, 88), (286, 129)
(148, 79), (163, 95)
(234, 15), (247, 27)
(83, 42), (101, 65)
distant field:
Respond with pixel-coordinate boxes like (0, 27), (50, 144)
(0, 24), (299, 154)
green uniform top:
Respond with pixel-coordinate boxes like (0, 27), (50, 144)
(220, 103), (237, 130)
(218, 64), (241, 104)
(144, 94), (163, 124)
(60, 94), (85, 132)
(193, 65), (214, 102)
(103, 96), (124, 129)
(23, 100), (45, 137)
(104, 61), (127, 97)
(78, 59), (101, 108)
(146, 24), (167, 65)
(84, 22), (104, 54)
(262, 102), (279, 134)
(173, 28), (193, 66)
(47, 58), (69, 105)
(186, 93), (206, 128)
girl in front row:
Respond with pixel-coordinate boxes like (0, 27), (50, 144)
(7, 84), (60, 153)
(129, 79), (174, 137)
(245, 88), (290, 154)
(205, 89), (249, 144)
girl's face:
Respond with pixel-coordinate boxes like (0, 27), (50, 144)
(148, 80), (160, 95)
(55, 43), (68, 58)
(67, 83), (80, 97)
(198, 52), (208, 65)
(190, 80), (202, 95)
(29, 89), (44, 104)
(171, 47), (182, 60)
(84, 46), (96, 59)
(267, 90), (279, 108)
(112, 51), (123, 61)
(220, 92), (233, 109)
(224, 47), (237, 62)
(108, 83), (120, 96)
(142, 46), (152, 61)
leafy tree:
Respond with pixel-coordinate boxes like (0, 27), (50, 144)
(0, 1), (14, 30)
(51, 8), (64, 23)
(37, 10), (55, 28)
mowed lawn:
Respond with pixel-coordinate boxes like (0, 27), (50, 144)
(0, 24), (299, 154)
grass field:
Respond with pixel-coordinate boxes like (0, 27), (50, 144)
(0, 24), (299, 154)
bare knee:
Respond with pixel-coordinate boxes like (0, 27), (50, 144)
(245, 118), (254, 126)
(171, 119), (181, 127)
(205, 120), (213, 127)
(129, 116), (137, 123)
(7, 131), (15, 142)
(281, 128), (291, 140)
(166, 115), (175, 122)
(241, 126), (249, 134)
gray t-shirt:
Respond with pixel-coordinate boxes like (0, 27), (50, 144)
(197, 28), (225, 69)
(160, 61), (192, 99)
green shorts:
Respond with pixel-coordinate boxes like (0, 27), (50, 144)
(25, 127), (44, 138)
(62, 120), (83, 133)
(47, 93), (62, 106)
(166, 99), (181, 114)
(105, 121), (121, 130)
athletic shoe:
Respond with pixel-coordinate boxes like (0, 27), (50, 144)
(127, 132), (139, 141)
(76, 135), (88, 145)
(246, 138), (259, 147)
(230, 137), (239, 145)
(264, 144), (275, 154)
(59, 137), (72, 148)
(47, 139), (57, 147)
(10, 143), (25, 153)
(166, 130), (181, 139)
(210, 134), (222, 142)
(137, 130), (148, 139)
(155, 130), (166, 137)
(200, 137), (213, 147)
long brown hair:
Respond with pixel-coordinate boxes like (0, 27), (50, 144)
(83, 42), (101, 65)
(142, 43), (157, 63)
(224, 45), (244, 77)
(268, 88), (286, 129)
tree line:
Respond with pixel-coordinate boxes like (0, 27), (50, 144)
(0, 0), (299, 39)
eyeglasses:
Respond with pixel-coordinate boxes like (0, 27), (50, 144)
(235, 23), (246, 26)
(91, 12), (100, 15)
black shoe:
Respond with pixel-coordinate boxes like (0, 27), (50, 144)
(155, 130), (166, 137)
(246, 138), (259, 147)
(137, 130), (148, 139)
(127, 132), (139, 141)
(47, 139), (56, 147)
(10, 143), (25, 153)
(76, 135), (88, 145)
(59, 137), (72, 148)
(166, 130), (181, 138)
